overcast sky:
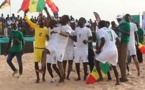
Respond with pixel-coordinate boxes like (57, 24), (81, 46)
(0, 0), (145, 22)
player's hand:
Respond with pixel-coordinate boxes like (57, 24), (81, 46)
(24, 9), (29, 16)
(51, 31), (58, 34)
(21, 50), (24, 56)
(5, 50), (9, 56)
(96, 50), (101, 54)
(44, 7), (47, 11)
(83, 40), (88, 44)
(13, 39), (20, 44)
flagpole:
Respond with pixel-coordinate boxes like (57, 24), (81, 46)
(10, 0), (11, 16)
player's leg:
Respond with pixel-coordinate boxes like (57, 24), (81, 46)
(47, 63), (53, 78)
(88, 49), (95, 72)
(83, 62), (88, 81)
(57, 61), (65, 83)
(75, 63), (81, 81)
(137, 49), (143, 63)
(35, 62), (40, 83)
(112, 65), (120, 85)
(16, 52), (23, 78)
(37, 49), (50, 73)
(63, 60), (67, 79)
(132, 55), (140, 76)
(82, 49), (89, 81)
(66, 60), (73, 80)
(74, 49), (81, 81)
(95, 60), (103, 81)
(107, 71), (112, 81)
(52, 64), (61, 81)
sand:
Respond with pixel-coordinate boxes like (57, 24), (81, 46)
(0, 53), (145, 90)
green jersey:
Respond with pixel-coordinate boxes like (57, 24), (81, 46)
(9, 30), (24, 52)
(137, 28), (144, 43)
(121, 22), (130, 44)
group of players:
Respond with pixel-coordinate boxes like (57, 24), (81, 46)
(8, 7), (142, 86)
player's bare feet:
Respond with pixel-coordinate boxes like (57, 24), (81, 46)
(115, 82), (120, 85)
(96, 78), (103, 82)
(56, 78), (65, 86)
(42, 78), (46, 82)
(75, 77), (81, 81)
(12, 70), (18, 77)
(66, 76), (70, 80)
(138, 71), (140, 76)
(35, 79), (40, 83)
(17, 74), (22, 78)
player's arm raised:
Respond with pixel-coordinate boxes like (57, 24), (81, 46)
(24, 10), (37, 29)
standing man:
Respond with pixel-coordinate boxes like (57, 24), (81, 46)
(136, 23), (144, 63)
(126, 14), (140, 76)
(24, 10), (49, 83)
(74, 17), (92, 81)
(116, 14), (130, 82)
(6, 23), (24, 78)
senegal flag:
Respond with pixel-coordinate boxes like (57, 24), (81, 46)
(29, 0), (45, 12)
(0, 0), (10, 9)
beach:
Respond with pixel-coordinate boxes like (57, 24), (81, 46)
(0, 53), (145, 90)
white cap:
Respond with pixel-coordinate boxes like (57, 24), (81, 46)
(116, 14), (123, 19)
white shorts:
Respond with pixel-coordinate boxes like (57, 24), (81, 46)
(63, 48), (74, 60)
(47, 54), (57, 64)
(55, 49), (65, 62)
(95, 49), (118, 66)
(74, 48), (88, 63)
(46, 43), (55, 54)
(128, 43), (136, 56)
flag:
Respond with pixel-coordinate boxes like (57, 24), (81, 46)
(93, 12), (101, 25)
(20, 0), (30, 11)
(137, 42), (145, 54)
(29, 0), (45, 12)
(86, 62), (110, 84)
(46, 0), (59, 13)
(0, 0), (10, 9)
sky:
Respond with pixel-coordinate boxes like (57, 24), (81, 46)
(0, 0), (145, 22)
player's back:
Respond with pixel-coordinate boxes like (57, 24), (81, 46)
(98, 27), (117, 51)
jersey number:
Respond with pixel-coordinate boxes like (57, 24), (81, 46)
(107, 31), (113, 41)
(39, 33), (42, 37)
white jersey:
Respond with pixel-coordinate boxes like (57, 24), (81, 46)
(65, 30), (75, 51)
(129, 22), (137, 44)
(49, 27), (60, 44)
(74, 27), (92, 49)
(95, 27), (118, 66)
(97, 27), (117, 51)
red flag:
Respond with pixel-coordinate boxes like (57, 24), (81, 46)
(86, 74), (96, 84)
(20, 0), (30, 11)
(46, 0), (59, 13)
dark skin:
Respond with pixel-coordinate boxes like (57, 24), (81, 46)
(95, 21), (120, 85)
(125, 15), (140, 76)
(74, 18), (92, 81)
(6, 24), (25, 56)
(37, 8), (70, 84)
(24, 10), (48, 83)
(63, 22), (76, 80)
